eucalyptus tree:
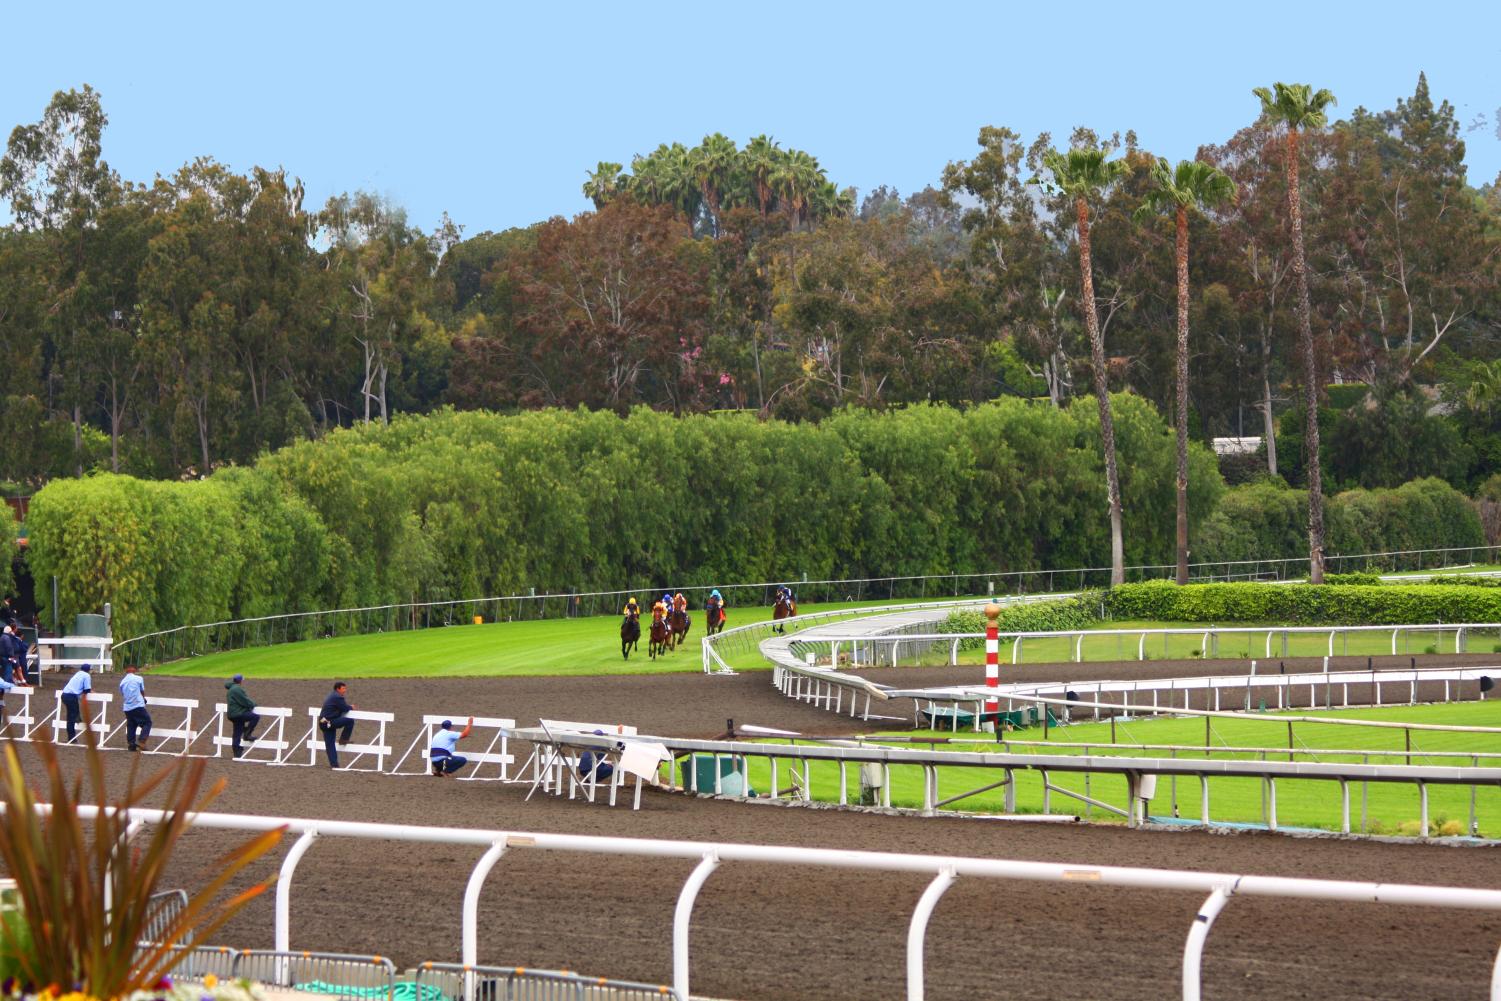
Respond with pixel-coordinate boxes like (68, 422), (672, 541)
(1032, 147), (1130, 585)
(1253, 82), (1336, 582)
(1138, 158), (1236, 584)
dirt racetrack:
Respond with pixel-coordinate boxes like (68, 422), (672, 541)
(7, 657), (1501, 1000)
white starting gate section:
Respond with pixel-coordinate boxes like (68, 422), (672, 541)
(51, 691), (112, 740)
(389, 715), (519, 780)
(212, 704), (294, 762)
(104, 696), (200, 754)
(297, 708), (394, 771)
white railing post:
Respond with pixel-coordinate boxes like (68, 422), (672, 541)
(674, 852), (720, 1001)
(1182, 885), (1233, 1001)
(462, 842), (507, 1001)
(906, 867), (956, 1001)
(274, 828), (318, 980)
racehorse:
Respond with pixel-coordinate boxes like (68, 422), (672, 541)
(620, 614), (641, 659)
(648, 613), (671, 660)
(772, 594), (797, 635)
(669, 606), (691, 649)
(705, 602), (727, 636)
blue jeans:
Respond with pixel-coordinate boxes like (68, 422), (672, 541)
(61, 693), (83, 741)
(433, 753), (468, 775)
(124, 707), (152, 749)
(321, 717), (355, 766)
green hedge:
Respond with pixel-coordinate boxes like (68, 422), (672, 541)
(942, 594), (1103, 649)
(1193, 478), (1483, 565)
(27, 398), (1223, 639)
(0, 504), (16, 600)
(1104, 581), (1501, 626)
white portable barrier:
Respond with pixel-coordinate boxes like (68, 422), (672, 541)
(36, 636), (113, 674)
(212, 704), (294, 762)
(0, 686), (36, 735)
(297, 708), (394, 771)
(52, 690), (112, 740)
(390, 715), (517, 780)
(104, 696), (200, 754)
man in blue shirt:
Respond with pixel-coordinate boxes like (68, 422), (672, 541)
(119, 664), (152, 752)
(430, 717), (474, 777)
(61, 665), (92, 743)
(318, 682), (356, 768)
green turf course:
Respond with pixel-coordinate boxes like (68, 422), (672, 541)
(739, 702), (1501, 836)
(153, 599), (897, 678)
(915, 619), (1501, 666)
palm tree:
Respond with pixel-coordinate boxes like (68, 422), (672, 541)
(771, 149), (821, 229)
(1254, 82), (1336, 583)
(1033, 148), (1131, 585)
(1138, 158), (1236, 585)
(582, 161), (625, 209)
(691, 133), (738, 235)
(743, 135), (781, 217)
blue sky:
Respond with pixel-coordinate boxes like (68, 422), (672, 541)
(3, 1), (1498, 236)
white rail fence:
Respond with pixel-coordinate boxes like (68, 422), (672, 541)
(701, 593), (1071, 675)
(788, 622), (1501, 670)
(48, 804), (1501, 1001)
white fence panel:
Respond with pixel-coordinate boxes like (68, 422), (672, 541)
(390, 715), (518, 780)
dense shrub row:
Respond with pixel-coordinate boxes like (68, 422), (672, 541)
(1193, 478), (1483, 565)
(941, 593), (1103, 649)
(1, 505), (16, 599)
(27, 399), (1222, 639)
(1103, 581), (1501, 625)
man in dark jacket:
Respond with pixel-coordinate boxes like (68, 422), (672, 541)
(318, 681), (356, 768)
(0, 626), (22, 685)
(225, 674), (259, 758)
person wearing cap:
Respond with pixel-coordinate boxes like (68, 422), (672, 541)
(119, 664), (152, 752)
(429, 717), (474, 777)
(61, 664), (92, 742)
(576, 729), (617, 784)
(225, 674), (259, 758)
(318, 682), (356, 768)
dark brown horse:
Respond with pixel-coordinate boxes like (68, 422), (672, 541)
(648, 613), (671, 659)
(668, 606), (691, 649)
(772, 594), (797, 635)
(705, 601), (727, 636)
(620, 614), (641, 659)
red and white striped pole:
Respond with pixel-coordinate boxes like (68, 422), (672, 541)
(984, 602), (1001, 720)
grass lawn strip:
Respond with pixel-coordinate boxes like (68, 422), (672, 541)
(740, 702), (1501, 836)
(155, 598), (902, 678)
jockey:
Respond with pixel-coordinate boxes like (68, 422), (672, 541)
(622, 596), (640, 619)
(776, 584), (795, 605)
(652, 599), (668, 622)
(707, 589), (724, 610)
(674, 592), (688, 612)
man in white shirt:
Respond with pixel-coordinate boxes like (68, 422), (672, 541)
(430, 717), (474, 777)
(61, 665), (92, 742)
(119, 664), (152, 752)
